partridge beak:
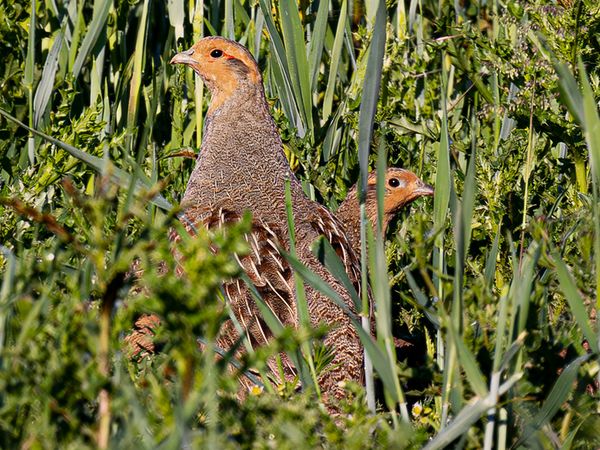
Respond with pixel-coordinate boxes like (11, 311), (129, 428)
(170, 48), (196, 65)
(416, 180), (435, 197)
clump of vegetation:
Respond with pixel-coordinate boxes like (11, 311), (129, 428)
(1, 0), (599, 448)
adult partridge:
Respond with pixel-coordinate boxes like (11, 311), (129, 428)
(336, 168), (434, 257)
(170, 36), (362, 401)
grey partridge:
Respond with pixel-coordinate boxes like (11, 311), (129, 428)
(335, 168), (433, 350)
(169, 36), (363, 402)
(335, 168), (434, 257)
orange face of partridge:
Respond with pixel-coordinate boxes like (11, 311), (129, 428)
(170, 37), (261, 115)
(365, 168), (434, 226)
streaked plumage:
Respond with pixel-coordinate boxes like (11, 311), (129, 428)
(170, 37), (363, 400)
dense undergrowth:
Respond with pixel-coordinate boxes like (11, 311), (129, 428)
(1, 0), (600, 448)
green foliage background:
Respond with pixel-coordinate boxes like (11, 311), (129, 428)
(1, 0), (599, 448)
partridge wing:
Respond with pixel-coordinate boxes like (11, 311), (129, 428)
(310, 204), (362, 301)
(186, 209), (299, 379)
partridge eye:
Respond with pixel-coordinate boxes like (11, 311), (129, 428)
(210, 49), (223, 58)
(388, 178), (400, 188)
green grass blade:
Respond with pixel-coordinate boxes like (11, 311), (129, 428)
(371, 153), (408, 419)
(364, 0), (379, 26)
(426, 374), (522, 450)
(321, 108), (342, 162)
(577, 59), (600, 310)
(553, 61), (585, 126)
(284, 179), (319, 392)
(513, 243), (540, 339)
(167, 0), (185, 40)
(433, 60), (452, 283)
(23, 0), (36, 94)
(72, 0), (111, 80)
(461, 151), (477, 265)
(311, 236), (361, 311)
(281, 249), (400, 404)
(357, 11), (386, 408)
(283, 250), (357, 320)
(552, 251), (598, 353)
(224, 0), (234, 39)
(357, 1), (386, 190)
(436, 51), (453, 425)
(446, 320), (488, 398)
(33, 25), (65, 127)
(322, 0), (347, 121)
(497, 332), (527, 372)
(284, 180), (310, 328)
(257, 0), (303, 135)
(307, 0), (328, 90)
(268, 53), (303, 137)
(127, 0), (150, 130)
(491, 290), (509, 372)
(516, 354), (591, 447)
(278, 0), (314, 137)
(24, 0), (37, 164)
(405, 269), (440, 327)
(424, 397), (493, 450)
(452, 150), (476, 326)
(0, 246), (17, 352)
(577, 59), (600, 178)
(239, 272), (314, 390)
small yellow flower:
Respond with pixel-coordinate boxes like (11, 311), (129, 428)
(249, 384), (264, 396)
(411, 402), (423, 417)
(277, 383), (286, 396)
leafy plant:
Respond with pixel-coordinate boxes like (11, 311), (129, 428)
(1, 0), (600, 448)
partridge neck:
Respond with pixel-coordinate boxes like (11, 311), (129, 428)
(202, 86), (285, 165)
(182, 84), (299, 216)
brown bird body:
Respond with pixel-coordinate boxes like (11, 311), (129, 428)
(126, 168), (434, 355)
(336, 168), (434, 257)
(170, 37), (362, 400)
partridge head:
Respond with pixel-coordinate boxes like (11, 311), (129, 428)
(336, 168), (434, 254)
(171, 37), (262, 116)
